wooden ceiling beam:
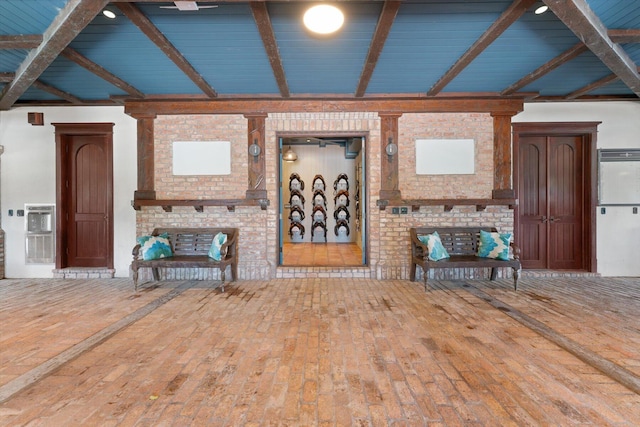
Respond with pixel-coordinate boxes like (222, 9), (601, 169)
(0, 35), (43, 49)
(0, 0), (109, 110)
(124, 97), (524, 116)
(249, 2), (289, 98)
(502, 43), (588, 95)
(544, 0), (640, 97)
(32, 80), (83, 104)
(566, 66), (640, 99)
(355, 0), (401, 97)
(427, 0), (536, 96)
(0, 73), (15, 83)
(61, 47), (145, 98)
(608, 29), (640, 44)
(115, 2), (217, 98)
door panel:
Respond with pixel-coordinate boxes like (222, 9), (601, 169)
(67, 135), (112, 267)
(517, 134), (585, 270)
(518, 136), (547, 269)
(548, 137), (583, 269)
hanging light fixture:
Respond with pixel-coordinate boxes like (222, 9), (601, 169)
(303, 4), (344, 35)
(283, 146), (298, 162)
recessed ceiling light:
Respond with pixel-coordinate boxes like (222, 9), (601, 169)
(535, 5), (549, 15)
(303, 5), (344, 35)
(102, 9), (116, 19)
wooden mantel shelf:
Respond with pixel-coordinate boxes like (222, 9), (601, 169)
(377, 198), (517, 212)
(132, 198), (269, 212)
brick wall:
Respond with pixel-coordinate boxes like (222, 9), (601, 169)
(136, 111), (514, 281)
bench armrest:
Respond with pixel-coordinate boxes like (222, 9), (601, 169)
(132, 243), (141, 259)
(510, 242), (521, 261)
(410, 232), (429, 259)
(220, 232), (238, 259)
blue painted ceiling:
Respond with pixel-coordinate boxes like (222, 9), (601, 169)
(0, 0), (638, 108)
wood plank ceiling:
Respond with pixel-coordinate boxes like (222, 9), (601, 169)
(0, 0), (638, 110)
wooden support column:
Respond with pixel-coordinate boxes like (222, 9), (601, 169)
(245, 113), (268, 200)
(379, 113), (402, 201)
(132, 113), (156, 200)
(491, 112), (517, 199)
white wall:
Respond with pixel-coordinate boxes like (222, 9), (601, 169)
(0, 106), (137, 278)
(1, 102), (638, 277)
(514, 101), (640, 276)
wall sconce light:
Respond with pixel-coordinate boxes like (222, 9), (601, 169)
(249, 139), (261, 157)
(283, 146), (298, 162)
(385, 136), (398, 156)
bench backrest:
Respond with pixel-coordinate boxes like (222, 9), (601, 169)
(411, 227), (498, 256)
(152, 228), (238, 256)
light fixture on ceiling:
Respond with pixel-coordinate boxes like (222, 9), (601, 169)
(102, 9), (116, 19)
(159, 2), (218, 11)
(283, 146), (298, 162)
(303, 4), (344, 35)
(534, 5), (549, 14)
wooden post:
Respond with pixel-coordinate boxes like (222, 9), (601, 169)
(379, 113), (402, 201)
(245, 113), (268, 200)
(491, 112), (516, 199)
(132, 113), (156, 200)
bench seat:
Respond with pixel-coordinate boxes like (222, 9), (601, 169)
(410, 227), (521, 291)
(131, 227), (238, 291)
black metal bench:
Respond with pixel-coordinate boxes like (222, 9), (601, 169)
(131, 227), (238, 291)
(410, 226), (521, 291)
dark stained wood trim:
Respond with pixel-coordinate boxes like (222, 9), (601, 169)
(608, 29), (640, 43)
(355, 1), (401, 97)
(544, 0), (640, 97)
(0, 0), (109, 110)
(491, 112), (517, 198)
(377, 198), (517, 211)
(32, 80), (82, 104)
(125, 97), (524, 116)
(131, 198), (269, 211)
(61, 47), (145, 98)
(249, 2), (289, 98)
(0, 73), (14, 83)
(0, 35), (43, 49)
(501, 43), (588, 96)
(378, 113), (401, 200)
(512, 121), (599, 272)
(566, 74), (620, 100)
(114, 2), (218, 98)
(52, 122), (115, 269)
(131, 113), (157, 200)
(427, 0), (536, 96)
(245, 113), (268, 200)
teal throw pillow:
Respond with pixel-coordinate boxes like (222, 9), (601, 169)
(477, 230), (512, 260)
(418, 231), (450, 261)
(137, 233), (173, 261)
(208, 232), (228, 261)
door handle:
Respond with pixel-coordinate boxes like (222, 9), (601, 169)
(549, 216), (558, 222)
(541, 216), (548, 223)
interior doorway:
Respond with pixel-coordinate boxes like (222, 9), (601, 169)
(53, 123), (114, 269)
(513, 122), (598, 272)
(279, 134), (367, 267)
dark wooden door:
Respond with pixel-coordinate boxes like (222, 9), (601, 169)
(54, 123), (114, 269)
(514, 122), (597, 272)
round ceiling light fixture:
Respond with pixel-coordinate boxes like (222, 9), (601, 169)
(303, 5), (344, 35)
(534, 5), (549, 14)
(102, 9), (116, 19)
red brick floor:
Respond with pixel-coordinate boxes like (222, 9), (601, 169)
(283, 242), (362, 266)
(0, 276), (639, 425)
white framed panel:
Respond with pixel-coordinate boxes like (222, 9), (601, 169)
(172, 141), (231, 175)
(415, 138), (475, 175)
